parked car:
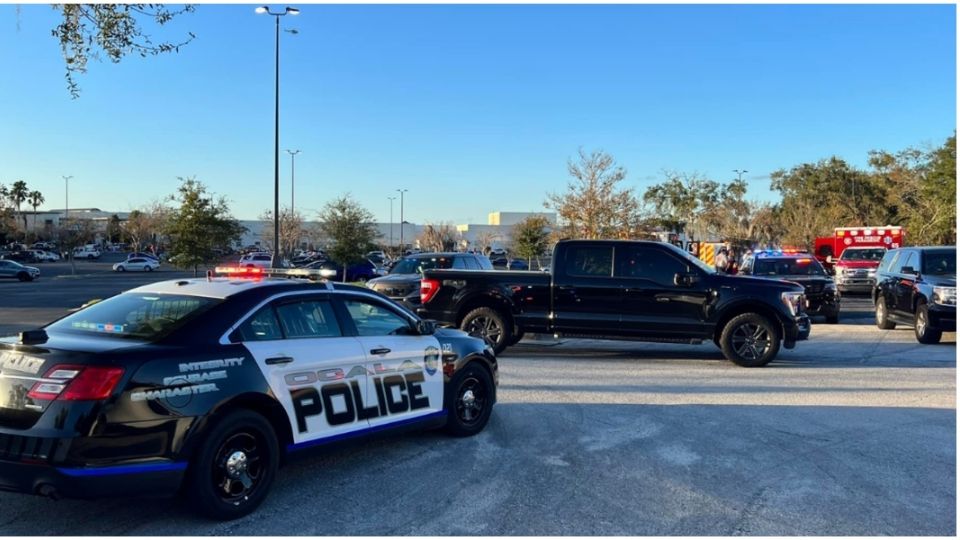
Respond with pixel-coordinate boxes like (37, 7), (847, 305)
(0, 259), (40, 281)
(489, 256), (508, 269)
(874, 246), (956, 344)
(1, 250), (39, 263)
(239, 252), (274, 269)
(367, 252), (493, 309)
(113, 257), (161, 272)
(419, 239), (811, 366)
(305, 259), (381, 282)
(507, 259), (529, 271)
(72, 246), (101, 259)
(833, 246), (887, 294)
(739, 250), (840, 323)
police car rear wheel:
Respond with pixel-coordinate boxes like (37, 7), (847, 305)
(445, 364), (494, 437)
(187, 410), (279, 520)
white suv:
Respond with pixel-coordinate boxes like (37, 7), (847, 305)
(238, 252), (274, 269)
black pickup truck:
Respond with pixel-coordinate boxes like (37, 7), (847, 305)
(418, 240), (811, 367)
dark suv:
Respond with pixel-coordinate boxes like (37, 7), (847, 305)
(874, 246), (956, 344)
(367, 252), (493, 309)
(739, 250), (840, 324)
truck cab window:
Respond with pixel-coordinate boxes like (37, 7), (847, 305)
(615, 246), (688, 286)
(565, 246), (613, 277)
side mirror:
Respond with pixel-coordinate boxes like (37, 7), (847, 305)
(900, 266), (917, 275)
(674, 272), (700, 287)
(416, 319), (437, 335)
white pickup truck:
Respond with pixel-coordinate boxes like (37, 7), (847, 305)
(72, 245), (102, 259)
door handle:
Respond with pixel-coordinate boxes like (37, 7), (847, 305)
(370, 348), (391, 355)
(265, 356), (294, 365)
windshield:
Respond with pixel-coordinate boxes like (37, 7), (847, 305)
(663, 242), (716, 274)
(47, 293), (220, 341)
(754, 257), (827, 276)
(390, 256), (454, 274)
(922, 250), (956, 275)
(840, 248), (885, 261)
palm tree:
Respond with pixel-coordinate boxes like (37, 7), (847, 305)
(28, 190), (45, 243)
(9, 180), (28, 241)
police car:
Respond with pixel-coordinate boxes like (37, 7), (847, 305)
(739, 249), (841, 324)
(0, 268), (498, 519)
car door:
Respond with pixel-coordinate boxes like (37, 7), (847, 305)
(875, 250), (901, 310)
(894, 250), (919, 316)
(551, 243), (623, 334)
(615, 244), (712, 337)
(0, 260), (13, 278)
(337, 294), (444, 429)
(234, 294), (372, 445)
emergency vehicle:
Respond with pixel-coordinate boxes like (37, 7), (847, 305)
(0, 268), (497, 519)
(814, 226), (904, 271)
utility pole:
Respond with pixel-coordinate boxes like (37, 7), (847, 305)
(387, 196), (396, 252)
(397, 189), (408, 252)
(286, 149), (300, 212)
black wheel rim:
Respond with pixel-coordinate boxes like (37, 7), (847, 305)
(731, 322), (772, 361)
(455, 376), (487, 426)
(466, 316), (502, 345)
(212, 431), (265, 506)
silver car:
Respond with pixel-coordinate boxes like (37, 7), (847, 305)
(0, 260), (40, 281)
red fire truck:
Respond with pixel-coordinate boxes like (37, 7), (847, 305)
(814, 226), (904, 292)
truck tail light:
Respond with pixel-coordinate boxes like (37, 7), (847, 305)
(420, 278), (441, 305)
(27, 365), (125, 401)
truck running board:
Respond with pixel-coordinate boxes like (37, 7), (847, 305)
(553, 333), (704, 345)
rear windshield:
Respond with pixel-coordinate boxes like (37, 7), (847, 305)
(922, 250), (956, 276)
(391, 256), (454, 274)
(46, 293), (220, 341)
(754, 257), (827, 276)
(840, 248), (885, 261)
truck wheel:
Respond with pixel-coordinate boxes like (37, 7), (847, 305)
(720, 313), (780, 367)
(185, 410), (279, 520)
(444, 363), (495, 437)
(914, 302), (942, 344)
(875, 299), (895, 330)
(461, 307), (512, 354)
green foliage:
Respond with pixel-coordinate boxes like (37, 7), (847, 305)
(643, 172), (720, 239)
(163, 177), (244, 274)
(511, 216), (551, 267)
(320, 195), (378, 279)
(52, 4), (195, 98)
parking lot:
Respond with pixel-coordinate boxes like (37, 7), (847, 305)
(0, 273), (954, 535)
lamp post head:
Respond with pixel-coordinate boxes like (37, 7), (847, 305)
(286, 6), (300, 15)
(255, 6), (268, 14)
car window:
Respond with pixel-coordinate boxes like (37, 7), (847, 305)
(255, 255), (271, 261)
(47, 293), (219, 340)
(901, 251), (918, 272)
(453, 257), (468, 270)
(840, 248), (886, 261)
(129, 258), (144, 263)
(344, 299), (412, 337)
(236, 306), (284, 341)
(273, 300), (341, 338)
(753, 257), (826, 276)
(476, 256), (493, 270)
(463, 256), (481, 270)
(615, 246), (688, 286)
(880, 251), (901, 273)
(922, 250), (956, 276)
(565, 246), (613, 277)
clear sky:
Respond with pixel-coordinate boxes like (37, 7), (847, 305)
(0, 3), (955, 223)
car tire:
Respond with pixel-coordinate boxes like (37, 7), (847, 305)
(875, 298), (896, 330)
(185, 410), (280, 521)
(117, 266), (126, 272)
(914, 302), (942, 344)
(16, 272), (31, 282)
(145, 266), (153, 272)
(460, 307), (512, 354)
(719, 313), (781, 367)
(444, 363), (495, 437)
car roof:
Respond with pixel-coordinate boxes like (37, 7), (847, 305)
(125, 277), (376, 300)
(405, 252), (467, 258)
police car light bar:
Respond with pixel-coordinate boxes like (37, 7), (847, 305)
(213, 267), (333, 280)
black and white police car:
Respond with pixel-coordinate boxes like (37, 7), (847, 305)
(0, 267), (498, 519)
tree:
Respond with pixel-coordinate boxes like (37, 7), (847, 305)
(259, 209), (305, 260)
(545, 148), (644, 239)
(417, 223), (458, 252)
(59, 217), (98, 275)
(643, 172), (721, 241)
(164, 177), (244, 275)
(8, 180), (28, 240)
(473, 231), (498, 255)
(320, 195), (378, 281)
(511, 216), (551, 269)
(51, 4), (196, 98)
(26, 190), (44, 242)
(123, 200), (169, 252)
(106, 214), (122, 244)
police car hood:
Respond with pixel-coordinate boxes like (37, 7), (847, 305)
(715, 273), (805, 292)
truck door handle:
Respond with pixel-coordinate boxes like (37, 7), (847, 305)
(265, 356), (294, 365)
(370, 348), (391, 355)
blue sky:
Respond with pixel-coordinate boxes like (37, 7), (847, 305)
(0, 3), (955, 223)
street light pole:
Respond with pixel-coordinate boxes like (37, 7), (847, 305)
(387, 196), (396, 251)
(62, 175), (74, 274)
(733, 169), (748, 183)
(397, 189), (408, 252)
(286, 149), (300, 212)
(256, 5), (300, 267)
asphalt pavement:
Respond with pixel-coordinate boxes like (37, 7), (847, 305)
(0, 274), (954, 535)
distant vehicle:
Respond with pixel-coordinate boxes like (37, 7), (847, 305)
(31, 242), (56, 251)
(833, 246), (887, 294)
(72, 245), (101, 259)
(488, 248), (507, 257)
(874, 246), (956, 344)
(814, 226), (903, 272)
(419, 239), (811, 365)
(740, 249), (840, 324)
(0, 259), (40, 281)
(507, 259), (529, 271)
(367, 253), (493, 309)
(304, 259), (380, 282)
(239, 252), (274, 269)
(489, 256), (508, 269)
(28, 250), (59, 262)
(127, 251), (160, 262)
(1, 250), (39, 263)
(113, 257), (160, 272)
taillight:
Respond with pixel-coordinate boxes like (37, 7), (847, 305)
(420, 278), (441, 304)
(27, 364), (125, 401)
